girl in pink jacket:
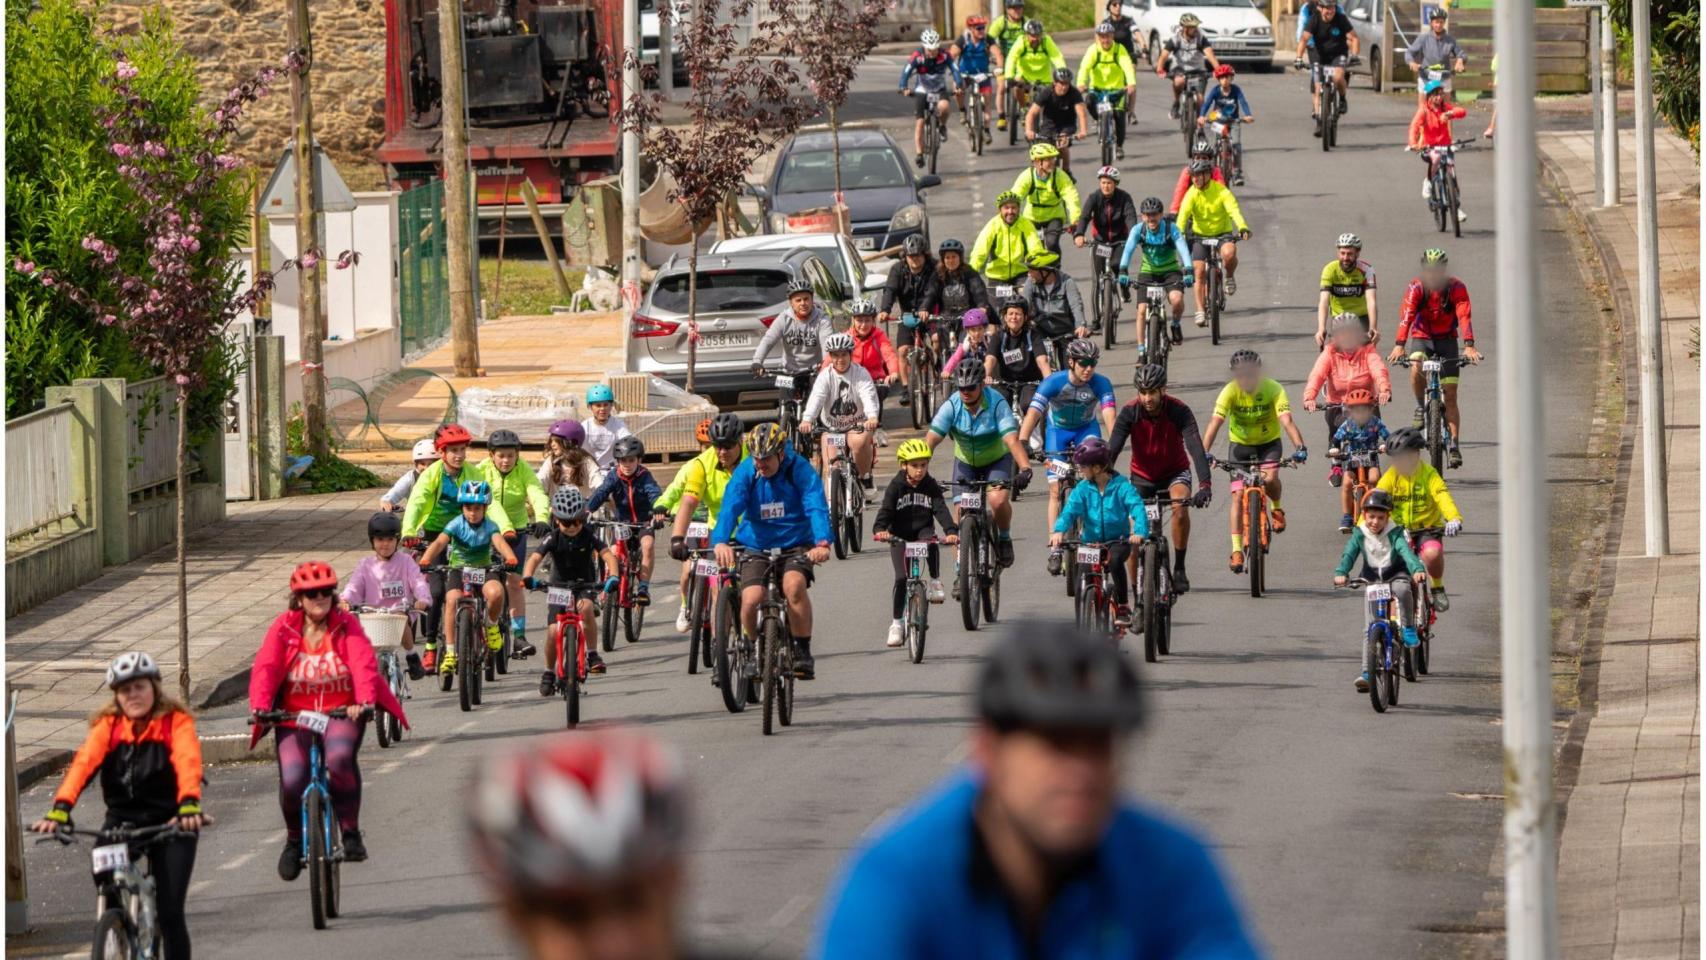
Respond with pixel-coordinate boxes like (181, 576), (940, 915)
(1303, 313), (1392, 447)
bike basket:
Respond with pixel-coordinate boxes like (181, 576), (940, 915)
(358, 612), (409, 648)
(91, 844), (130, 875)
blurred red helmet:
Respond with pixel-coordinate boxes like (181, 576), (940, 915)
(289, 561), (338, 593)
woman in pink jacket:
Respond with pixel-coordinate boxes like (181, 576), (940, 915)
(1303, 312), (1392, 448)
(249, 561), (407, 881)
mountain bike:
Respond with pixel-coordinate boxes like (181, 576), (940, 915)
(255, 708), (373, 928)
(680, 522), (717, 675)
(902, 314), (943, 430)
(1329, 444), (1381, 531)
(1207, 119), (1241, 185)
(882, 536), (943, 663)
(1413, 139), (1475, 236)
(1041, 449), (1082, 596)
(767, 371), (814, 460)
(1404, 526), (1447, 677)
(39, 821), (193, 957)
(1088, 237), (1125, 349)
(354, 608), (410, 747)
(1135, 495), (1191, 663)
(1065, 540), (1127, 642)
(917, 88), (948, 174)
(591, 519), (654, 651)
(1214, 458), (1296, 598)
(1393, 352), (1478, 473)
(742, 546), (811, 735)
(1173, 71), (1207, 153)
(1304, 56), (1354, 151)
(1006, 80), (1033, 146)
(428, 563), (501, 710)
(1340, 578), (1404, 713)
(953, 479), (1006, 630)
(819, 425), (867, 560)
(709, 554), (760, 713)
(964, 73), (991, 155)
(529, 581), (598, 727)
(1135, 279), (1176, 372)
(1199, 233), (1238, 346)
(1088, 89), (1123, 167)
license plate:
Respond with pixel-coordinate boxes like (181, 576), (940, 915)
(695, 558), (720, 576)
(699, 332), (752, 350)
(1366, 583), (1393, 601)
(547, 586), (575, 607)
(957, 493), (981, 509)
(904, 542), (931, 558)
(685, 522), (710, 540)
(296, 710), (331, 735)
(1076, 545), (1103, 564)
(827, 433), (847, 449)
(1422, 360), (1443, 373)
(380, 580), (405, 600)
(91, 844), (130, 874)
(853, 236), (876, 250)
(774, 374), (795, 389)
(1146, 504), (1161, 522)
(1094, 243), (1114, 258)
(1046, 459), (1070, 481)
(461, 567), (487, 587)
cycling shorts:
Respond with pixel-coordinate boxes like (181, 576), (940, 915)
(545, 583), (602, 621)
(1136, 270), (1186, 289)
(1227, 441), (1284, 481)
(1407, 526), (1445, 555)
(1170, 66), (1209, 81)
(1045, 421), (1102, 462)
(950, 453), (1016, 497)
(915, 93), (948, 118)
(1130, 471), (1192, 500)
(895, 317), (940, 348)
(1036, 120), (1080, 140)
(1190, 236), (1235, 261)
(737, 550), (816, 591)
(1404, 336), (1461, 382)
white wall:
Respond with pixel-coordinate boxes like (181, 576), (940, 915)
(266, 191), (400, 364)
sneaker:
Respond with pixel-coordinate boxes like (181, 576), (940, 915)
(586, 649), (607, 674)
(1229, 550), (1245, 573)
(634, 584), (651, 606)
(440, 648), (457, 673)
(1338, 513), (1353, 534)
(1402, 627), (1420, 648)
(1456, 208), (1468, 223)
(793, 640), (816, 680)
(420, 646), (437, 673)
(876, 427), (889, 447)
(341, 829), (367, 863)
(997, 116), (1008, 130)
(484, 623), (503, 652)
(996, 539), (1015, 567)
(1329, 465), (1344, 488)
(886, 621), (905, 647)
(1422, 180), (1433, 199)
(512, 637), (536, 659)
(1194, 311), (1208, 328)
(1170, 320), (1184, 344)
(951, 575), (962, 601)
(1173, 566), (1190, 594)
(914, 153), (924, 169)
(1313, 122), (1323, 138)
(1431, 587), (1450, 612)
(1233, 175), (1245, 186)
(674, 605), (692, 634)
(1047, 550), (1063, 575)
(405, 652), (425, 681)
(278, 839), (303, 881)
(862, 474), (875, 492)
(1113, 604), (1132, 629)
(539, 670), (557, 697)
(927, 578), (946, 603)
(1412, 406), (1426, 428)
(1271, 508), (1287, 533)
(1115, 146), (1125, 160)
(1224, 274), (1236, 297)
(1448, 445), (1463, 469)
(897, 393), (911, 407)
(1168, 103), (1179, 120)
(1354, 672), (1370, 693)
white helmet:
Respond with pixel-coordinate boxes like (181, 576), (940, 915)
(847, 297), (877, 316)
(1337, 232), (1362, 249)
(107, 651), (161, 689)
(824, 332), (856, 354)
(411, 438), (437, 461)
(920, 28), (941, 50)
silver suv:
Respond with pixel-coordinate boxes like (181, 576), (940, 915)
(630, 247), (850, 405)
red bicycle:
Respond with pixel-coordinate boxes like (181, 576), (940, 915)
(530, 581), (599, 727)
(1065, 539), (1130, 642)
(592, 519), (658, 651)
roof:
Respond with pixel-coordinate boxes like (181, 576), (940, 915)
(782, 128), (896, 153)
(655, 247), (819, 276)
(711, 232), (845, 254)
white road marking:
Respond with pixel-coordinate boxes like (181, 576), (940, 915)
(766, 893), (813, 928)
(218, 848), (259, 871)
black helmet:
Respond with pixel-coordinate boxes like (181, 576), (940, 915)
(368, 511), (402, 541)
(1065, 338), (1100, 365)
(708, 412), (744, 447)
(1132, 363), (1167, 391)
(999, 297), (1030, 317)
(1228, 349), (1261, 369)
(937, 237), (965, 257)
(613, 436), (646, 460)
(786, 277), (814, 296)
(1387, 427), (1426, 451)
(902, 234), (929, 256)
(1362, 489), (1396, 513)
(1053, 67), (1074, 84)
(1189, 158), (1214, 176)
(488, 428), (521, 450)
(1023, 18), (1043, 35)
(977, 618), (1144, 731)
(1139, 196), (1164, 215)
(952, 357), (985, 389)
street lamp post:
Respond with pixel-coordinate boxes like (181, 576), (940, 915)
(1631, 0), (1670, 556)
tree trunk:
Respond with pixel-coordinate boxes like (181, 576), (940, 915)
(175, 387), (190, 701)
(830, 101), (843, 210)
(686, 240), (700, 393)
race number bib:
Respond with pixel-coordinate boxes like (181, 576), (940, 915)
(547, 586), (575, 607)
(1146, 504), (1162, 522)
(461, 567), (487, 588)
(685, 522), (711, 540)
(296, 710), (331, 735)
(759, 501), (785, 520)
(1076, 545), (1103, 564)
(91, 844), (130, 874)
(1147, 285), (1167, 300)
(1365, 583), (1393, 601)
(1094, 243), (1114, 258)
(826, 433), (848, 449)
(993, 284), (1016, 300)
(775, 374), (795, 389)
(695, 558), (720, 576)
(1421, 360), (1443, 373)
(1046, 459), (1071, 481)
(957, 493), (982, 509)
(1002, 348), (1024, 366)
(904, 542), (932, 558)
(379, 580), (405, 600)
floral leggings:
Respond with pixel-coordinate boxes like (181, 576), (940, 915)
(274, 718), (365, 836)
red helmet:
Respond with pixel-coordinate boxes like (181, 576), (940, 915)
(695, 418), (713, 444)
(1213, 63), (1235, 78)
(434, 423), (472, 450)
(1342, 389), (1375, 407)
(967, 14), (987, 26)
(289, 561), (338, 593)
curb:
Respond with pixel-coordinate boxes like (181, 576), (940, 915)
(15, 729), (277, 794)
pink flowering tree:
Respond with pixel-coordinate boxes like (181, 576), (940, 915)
(16, 49), (355, 699)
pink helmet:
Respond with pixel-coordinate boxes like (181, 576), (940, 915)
(549, 419), (586, 445)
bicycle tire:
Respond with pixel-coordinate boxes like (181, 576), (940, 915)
(495, 619), (510, 675)
(1141, 542), (1160, 662)
(1075, 577), (1096, 631)
(779, 627), (796, 726)
(1145, 308), (1167, 367)
(1064, 519), (1079, 597)
(686, 577), (703, 674)
(471, 642), (484, 706)
(1320, 92), (1333, 152)
(1426, 397), (1446, 473)
(387, 706), (402, 744)
(1156, 564), (1174, 655)
(1448, 175), (1461, 238)
(308, 792), (329, 929)
(456, 607), (474, 713)
(1386, 646), (1402, 705)
(91, 907), (135, 960)
(623, 598), (644, 644)
(1209, 268), (1223, 345)
(1402, 636), (1418, 683)
(1008, 93), (1019, 145)
(712, 586), (747, 713)
(485, 648), (497, 684)
(761, 620), (778, 735)
(326, 830), (342, 919)
(566, 673), (580, 727)
(1101, 111), (1114, 167)
(959, 516), (982, 630)
(1367, 624), (1388, 713)
(1417, 622), (1431, 674)
(830, 471), (848, 560)
(1433, 169), (1449, 232)
(600, 589), (618, 652)
(376, 706), (392, 748)
(908, 356), (927, 430)
(1102, 277), (1118, 348)
(1246, 491), (1264, 599)
(907, 585), (928, 664)
(982, 548), (1001, 623)
(970, 95), (985, 156)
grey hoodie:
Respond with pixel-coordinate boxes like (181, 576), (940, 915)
(752, 305), (836, 374)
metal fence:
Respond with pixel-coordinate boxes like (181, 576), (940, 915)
(398, 180), (451, 357)
(124, 377), (179, 495)
(6, 404), (76, 540)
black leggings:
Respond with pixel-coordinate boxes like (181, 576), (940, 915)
(422, 543), (447, 644)
(106, 821), (196, 959)
(1102, 540), (1132, 606)
(888, 541), (941, 618)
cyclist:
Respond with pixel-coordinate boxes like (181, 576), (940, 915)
(379, 437), (437, 512)
(1021, 338), (1117, 556)
(581, 383), (632, 472)
(1103, 0), (1141, 66)
(1388, 247), (1478, 468)
(951, 15), (999, 138)
(843, 298), (900, 412)
(1108, 363), (1213, 593)
(1294, 0), (1359, 135)
(1004, 19), (1067, 121)
(585, 435), (663, 604)
(1012, 141), (1081, 254)
(1333, 488), (1428, 692)
(1304, 312), (1393, 466)
(402, 422), (516, 674)
(941, 307), (993, 377)
(711, 423), (833, 679)
(1118, 195), (1194, 352)
(538, 418), (602, 499)
(1406, 8), (1467, 106)
(1294, 0), (1346, 108)
(1021, 250), (1090, 350)
(899, 29), (960, 169)
(969, 190), (1046, 295)
(873, 438), (958, 647)
(1155, 13), (1219, 120)
(466, 731), (705, 960)
(803, 331), (882, 491)
(1026, 67), (1088, 168)
(1324, 388), (1391, 532)
(419, 479), (523, 667)
(925, 358), (1034, 568)
(814, 620), (1260, 960)
(340, 511), (433, 679)
(1317, 232), (1380, 347)
(1167, 141), (1224, 216)
(880, 234), (942, 408)
(33, 652), (207, 960)
(1407, 80), (1471, 222)
(1176, 159), (1251, 328)
(477, 428), (551, 659)
(250, 561), (408, 877)
(984, 298), (1054, 412)
(662, 413), (748, 632)
(754, 277), (836, 414)
(1197, 64), (1254, 185)
(987, 0), (1028, 130)
(935, 236), (992, 325)
(1072, 165), (1137, 283)
(522, 487), (617, 688)
(1376, 427), (1464, 610)
(1051, 438), (1147, 627)
(1201, 350), (1308, 572)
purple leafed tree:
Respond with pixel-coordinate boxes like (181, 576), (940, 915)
(768, 0), (890, 205)
(617, 0), (817, 393)
(16, 48), (356, 699)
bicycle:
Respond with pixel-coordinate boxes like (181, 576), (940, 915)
(738, 546), (812, 735)
(38, 821), (192, 957)
(1411, 138), (1475, 236)
(1040, 449), (1082, 596)
(1135, 279), (1176, 372)
(916, 88), (948, 174)
(1403, 526), (1445, 677)
(901, 314), (943, 430)
(591, 518), (654, 651)
(1213, 458), (1297, 598)
(1198, 232), (1238, 346)
(528, 580), (599, 727)
(1135, 495), (1192, 663)
(1064, 539), (1126, 642)
(964, 73), (991, 156)
(882, 536), (943, 663)
(1208, 119), (1241, 185)
(767, 371), (814, 459)
(680, 522), (717, 675)
(1393, 352), (1478, 473)
(1328, 443), (1382, 530)
(1087, 89), (1124, 167)
(709, 552), (760, 713)
(819, 425), (867, 560)
(1005, 79), (1033, 146)
(953, 479), (1006, 629)
(1088, 236), (1125, 349)
(354, 607), (410, 747)
(1173, 71), (1207, 153)
(254, 708), (373, 928)
(1299, 55), (1355, 150)
(1339, 578), (1405, 713)
(426, 563), (502, 711)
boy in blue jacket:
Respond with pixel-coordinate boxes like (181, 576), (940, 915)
(1049, 437), (1148, 627)
(586, 435), (663, 604)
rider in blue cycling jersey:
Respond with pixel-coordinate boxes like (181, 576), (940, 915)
(812, 619), (1260, 960)
(1016, 337), (1118, 548)
(1119, 195), (1195, 354)
(952, 15), (1000, 135)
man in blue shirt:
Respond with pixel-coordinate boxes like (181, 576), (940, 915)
(814, 619), (1261, 960)
(1018, 337), (1118, 542)
(712, 423), (833, 679)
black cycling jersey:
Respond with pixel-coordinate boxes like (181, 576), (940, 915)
(533, 526), (606, 583)
(1302, 8), (1355, 62)
(936, 266), (991, 318)
(1103, 14), (1139, 61)
(989, 326), (1046, 382)
(1073, 188), (1138, 244)
(873, 473), (956, 543)
(880, 258), (942, 316)
(1031, 85), (1084, 133)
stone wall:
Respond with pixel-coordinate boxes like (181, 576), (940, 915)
(101, 0), (390, 184)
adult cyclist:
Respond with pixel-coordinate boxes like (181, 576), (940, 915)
(1025, 68), (1090, 174)
(802, 332), (882, 491)
(987, 0), (1029, 131)
(935, 237), (991, 325)
(1011, 142), (1081, 255)
(1167, 141), (1224, 217)
(1176, 159), (1250, 328)
(1109, 363), (1213, 593)
(1077, 23), (1138, 160)
(1197, 64), (1254, 185)
(1020, 250), (1090, 352)
(711, 423), (833, 680)
(1018, 337), (1118, 565)
(899, 29), (960, 170)
(969, 190), (1045, 299)
(752, 278), (835, 419)
(1103, 0), (1142, 66)
(661, 412), (747, 633)
(951, 15), (999, 139)
(1004, 19), (1066, 131)
(1388, 247), (1478, 468)
(984, 298), (1055, 416)
(1201, 349), (1308, 573)
(925, 358), (1034, 568)
(1073, 165), (1137, 318)
(1118, 195), (1194, 354)
(1155, 13), (1219, 120)
(881, 234), (943, 407)
(814, 621), (1261, 960)
(1317, 231), (1380, 347)
(1294, 0), (1360, 135)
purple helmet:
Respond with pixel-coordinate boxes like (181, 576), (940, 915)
(1072, 437), (1112, 468)
(961, 308), (989, 329)
(549, 419), (586, 445)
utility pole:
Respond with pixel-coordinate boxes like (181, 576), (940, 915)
(288, 0), (327, 458)
(1598, 3), (1617, 206)
(439, 0), (480, 376)
(1494, 0), (1559, 956)
(1588, 5), (1602, 199)
(621, 0), (643, 294)
(1631, 0), (1669, 556)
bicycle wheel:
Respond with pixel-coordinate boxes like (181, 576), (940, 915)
(1064, 521), (1079, 597)
(1145, 310), (1166, 367)
(1417, 623), (1432, 675)
(456, 607), (475, 713)
(91, 908), (135, 960)
(1007, 93), (1019, 145)
(778, 629), (796, 727)
(1101, 112), (1114, 167)
(1320, 94), (1334, 152)
(829, 471), (848, 560)
(1102, 277), (1119, 348)
(1141, 542), (1160, 662)
(1075, 577), (1096, 631)
(623, 598), (644, 644)
(1091, 273), (1106, 342)
(326, 831), (342, 919)
(970, 95), (985, 156)
(958, 516), (982, 630)
(1402, 633), (1418, 682)
(495, 620), (510, 675)
(1209, 269), (1223, 345)
(566, 673), (580, 727)
(308, 792), (329, 929)
(1432, 170), (1449, 232)
(375, 706), (392, 748)
(1448, 175), (1461, 238)
(600, 589), (618, 652)
(1426, 397), (1446, 473)
(1366, 625), (1388, 713)
(981, 552), (1001, 623)
(1245, 492), (1264, 599)
(907, 356), (927, 430)
(907, 585), (928, 664)
(761, 620), (779, 736)
(1385, 646), (1402, 705)
(685, 578), (703, 674)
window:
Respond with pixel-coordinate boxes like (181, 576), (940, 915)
(777, 148), (909, 194)
(650, 270), (791, 313)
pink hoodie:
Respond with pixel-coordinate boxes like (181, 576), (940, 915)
(248, 608), (408, 747)
(1304, 343), (1392, 406)
(341, 553), (432, 612)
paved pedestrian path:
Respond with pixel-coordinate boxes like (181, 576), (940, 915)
(1538, 128), (1699, 959)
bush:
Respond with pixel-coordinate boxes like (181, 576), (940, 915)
(1609, 0), (1700, 153)
(286, 405), (384, 494)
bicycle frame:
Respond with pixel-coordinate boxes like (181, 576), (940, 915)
(45, 823), (184, 958)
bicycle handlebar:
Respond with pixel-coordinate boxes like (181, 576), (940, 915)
(1212, 458), (1299, 470)
(37, 821), (190, 846)
(254, 707), (375, 725)
(1390, 354), (1482, 368)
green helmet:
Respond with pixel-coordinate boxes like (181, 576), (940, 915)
(1420, 247), (1448, 266)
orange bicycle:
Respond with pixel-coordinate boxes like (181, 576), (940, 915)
(1214, 458), (1296, 598)
(1329, 445), (1382, 533)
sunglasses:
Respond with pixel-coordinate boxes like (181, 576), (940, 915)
(558, 516), (586, 528)
(297, 587), (336, 600)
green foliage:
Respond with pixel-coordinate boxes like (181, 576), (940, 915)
(286, 404), (384, 494)
(1608, 0), (1700, 153)
(1027, 0), (1093, 33)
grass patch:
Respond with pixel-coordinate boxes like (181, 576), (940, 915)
(481, 256), (588, 318)
(1029, 0), (1094, 33)
(286, 405), (384, 493)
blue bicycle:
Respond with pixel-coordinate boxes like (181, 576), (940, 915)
(1087, 88), (1126, 167)
(1341, 578), (1409, 713)
(256, 708), (371, 929)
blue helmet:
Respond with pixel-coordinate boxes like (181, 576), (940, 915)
(457, 480), (492, 504)
(586, 384), (615, 404)
(1422, 79), (1445, 96)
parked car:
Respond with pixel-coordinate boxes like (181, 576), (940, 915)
(640, 0), (689, 88)
(630, 247), (852, 405)
(750, 126), (940, 255)
(709, 232), (888, 299)
(1122, 0), (1276, 71)
(1341, 0), (1390, 91)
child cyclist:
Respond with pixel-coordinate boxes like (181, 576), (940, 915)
(418, 480), (520, 674)
(873, 439), (960, 648)
(340, 511), (433, 678)
(1333, 489), (1427, 692)
(1375, 427), (1464, 611)
(478, 428), (551, 659)
(380, 438), (438, 512)
(1324, 389), (1390, 533)
(662, 414), (748, 633)
(539, 419), (603, 498)
(1048, 437), (1148, 628)
(581, 384), (633, 472)
(586, 435), (663, 605)
(523, 487), (618, 690)
(940, 307), (992, 376)
(1200, 349), (1308, 573)
(1407, 79), (1470, 222)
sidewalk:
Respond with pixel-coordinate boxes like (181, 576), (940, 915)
(1538, 130), (1700, 958)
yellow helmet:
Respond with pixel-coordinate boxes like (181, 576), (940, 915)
(896, 438), (933, 463)
(1028, 142), (1060, 161)
(746, 422), (788, 457)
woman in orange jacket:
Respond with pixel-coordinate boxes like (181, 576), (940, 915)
(1303, 313), (1393, 471)
(32, 652), (207, 959)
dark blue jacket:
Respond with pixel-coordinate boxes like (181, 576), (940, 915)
(586, 465), (662, 523)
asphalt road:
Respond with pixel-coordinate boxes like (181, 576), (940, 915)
(14, 49), (1604, 960)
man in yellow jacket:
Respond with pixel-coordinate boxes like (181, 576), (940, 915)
(969, 190), (1046, 288)
(1009, 142), (1081, 254)
(1175, 159), (1251, 327)
(1077, 22), (1138, 159)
